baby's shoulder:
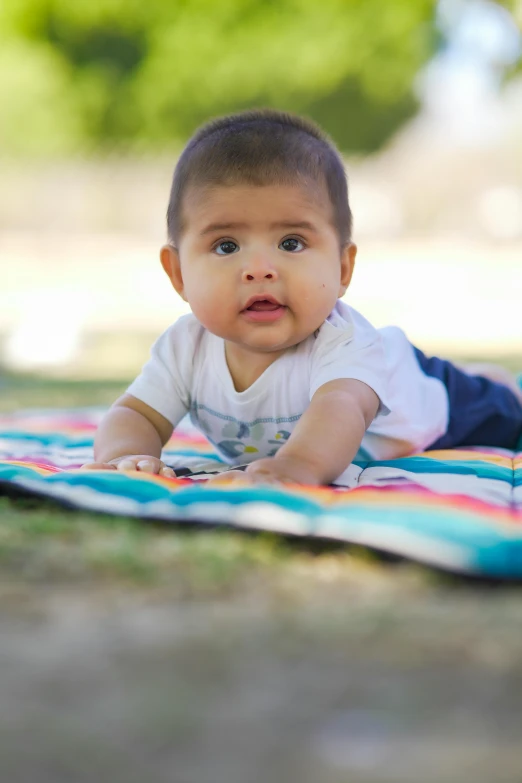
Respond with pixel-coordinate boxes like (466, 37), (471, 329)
(162, 312), (209, 349)
(151, 313), (211, 370)
(314, 300), (379, 349)
(165, 311), (203, 336)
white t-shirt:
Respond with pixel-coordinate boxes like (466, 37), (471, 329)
(127, 300), (449, 483)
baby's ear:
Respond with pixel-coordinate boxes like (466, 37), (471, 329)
(338, 242), (357, 297)
(160, 245), (187, 301)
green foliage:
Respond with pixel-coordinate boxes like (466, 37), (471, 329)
(6, 0), (518, 156)
(0, 0), (442, 155)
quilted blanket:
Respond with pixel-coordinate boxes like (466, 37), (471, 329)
(1, 409), (522, 579)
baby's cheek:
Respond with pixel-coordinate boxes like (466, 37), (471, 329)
(190, 295), (233, 338)
(187, 289), (219, 321)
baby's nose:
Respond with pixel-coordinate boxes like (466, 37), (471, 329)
(242, 269), (276, 282)
(241, 256), (278, 282)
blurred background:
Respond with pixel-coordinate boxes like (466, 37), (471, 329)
(2, 7), (522, 780)
(0, 0), (521, 380)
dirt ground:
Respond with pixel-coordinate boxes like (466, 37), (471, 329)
(2, 567), (522, 783)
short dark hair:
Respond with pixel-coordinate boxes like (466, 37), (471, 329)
(167, 109), (352, 246)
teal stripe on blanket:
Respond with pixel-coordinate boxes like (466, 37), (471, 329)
(356, 457), (513, 482)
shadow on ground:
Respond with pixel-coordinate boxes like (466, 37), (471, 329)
(1, 581), (522, 783)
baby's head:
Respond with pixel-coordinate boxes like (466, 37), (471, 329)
(161, 109), (357, 358)
(167, 108), (352, 248)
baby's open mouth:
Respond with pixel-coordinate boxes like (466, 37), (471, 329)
(241, 296), (286, 322)
(246, 300), (282, 312)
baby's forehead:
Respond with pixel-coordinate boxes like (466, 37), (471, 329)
(182, 180), (333, 226)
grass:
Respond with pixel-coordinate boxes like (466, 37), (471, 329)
(0, 372), (129, 412)
(0, 495), (295, 592)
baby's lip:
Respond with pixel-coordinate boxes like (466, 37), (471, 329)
(242, 294), (283, 310)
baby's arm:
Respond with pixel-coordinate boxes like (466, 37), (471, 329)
(82, 394), (175, 476)
(244, 378), (379, 485)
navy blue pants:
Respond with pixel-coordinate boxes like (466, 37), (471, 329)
(413, 348), (522, 451)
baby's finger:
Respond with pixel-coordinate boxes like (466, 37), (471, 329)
(159, 465), (176, 478)
(205, 470), (247, 484)
(80, 462), (117, 471)
(249, 472), (282, 485)
(117, 458), (141, 471)
(136, 458), (164, 473)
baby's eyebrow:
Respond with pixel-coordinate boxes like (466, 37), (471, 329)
(269, 220), (318, 232)
(199, 222), (247, 235)
(199, 219), (318, 236)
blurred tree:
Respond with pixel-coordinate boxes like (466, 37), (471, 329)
(0, 0), (518, 156)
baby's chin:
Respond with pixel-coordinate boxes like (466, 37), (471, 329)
(227, 333), (311, 355)
(198, 311), (323, 352)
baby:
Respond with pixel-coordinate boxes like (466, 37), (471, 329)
(84, 109), (522, 486)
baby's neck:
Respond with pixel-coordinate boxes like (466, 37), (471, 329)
(224, 343), (287, 392)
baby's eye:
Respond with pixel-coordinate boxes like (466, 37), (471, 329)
(279, 237), (304, 253)
(215, 240), (239, 255)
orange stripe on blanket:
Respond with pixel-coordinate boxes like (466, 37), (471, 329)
(416, 449), (515, 466)
(0, 460), (62, 475)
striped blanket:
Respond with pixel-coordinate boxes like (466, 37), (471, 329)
(1, 409), (521, 579)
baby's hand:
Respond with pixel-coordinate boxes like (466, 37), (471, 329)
(206, 457), (319, 486)
(81, 455), (176, 478)
(245, 456), (319, 485)
(204, 469), (249, 485)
